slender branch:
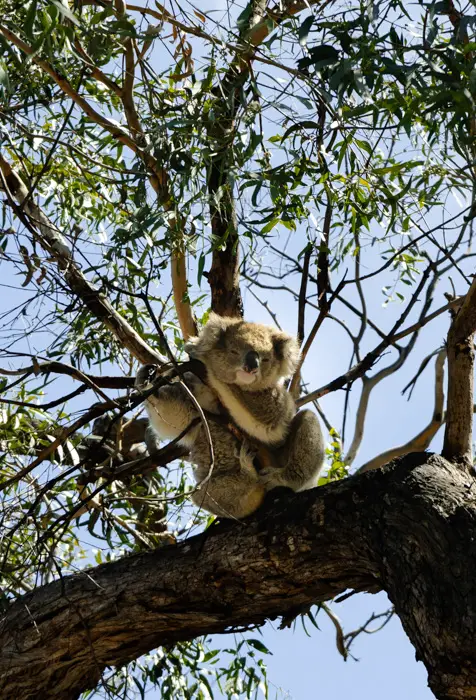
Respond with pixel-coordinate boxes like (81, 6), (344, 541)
(289, 276), (345, 397)
(0, 399), (123, 491)
(357, 349), (446, 474)
(121, 35), (144, 138)
(0, 23), (197, 342)
(72, 39), (123, 97)
(0, 362), (189, 491)
(0, 156), (164, 365)
(297, 243), (312, 345)
(76, 484), (154, 548)
(391, 298), (461, 343)
(0, 385), (88, 411)
(79, 441), (190, 485)
(289, 243), (313, 399)
(298, 279), (461, 407)
(317, 200), (332, 313)
(171, 252), (197, 339)
(0, 360), (134, 390)
(344, 273), (439, 465)
(267, 244), (397, 345)
(0, 25), (156, 173)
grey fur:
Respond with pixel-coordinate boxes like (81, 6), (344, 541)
(136, 314), (325, 518)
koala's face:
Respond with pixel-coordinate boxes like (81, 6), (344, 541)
(185, 314), (300, 389)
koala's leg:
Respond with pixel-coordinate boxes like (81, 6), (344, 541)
(190, 426), (265, 519)
(260, 410), (325, 492)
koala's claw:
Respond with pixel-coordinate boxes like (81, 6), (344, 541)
(239, 440), (259, 473)
(259, 467), (287, 492)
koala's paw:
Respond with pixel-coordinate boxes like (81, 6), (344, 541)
(135, 364), (160, 389)
(259, 467), (289, 492)
(239, 440), (259, 473)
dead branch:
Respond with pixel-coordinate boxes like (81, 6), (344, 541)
(289, 277), (345, 396)
(297, 272), (460, 408)
(343, 609), (394, 656)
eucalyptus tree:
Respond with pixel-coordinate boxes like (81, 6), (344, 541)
(0, 0), (476, 698)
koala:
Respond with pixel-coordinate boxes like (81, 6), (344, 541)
(135, 314), (325, 519)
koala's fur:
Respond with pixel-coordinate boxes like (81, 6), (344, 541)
(136, 314), (325, 519)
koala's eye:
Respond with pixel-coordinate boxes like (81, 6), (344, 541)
(262, 357), (270, 363)
(230, 349), (241, 357)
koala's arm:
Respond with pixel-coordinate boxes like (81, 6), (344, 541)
(135, 366), (220, 447)
(209, 378), (296, 445)
(260, 409), (325, 492)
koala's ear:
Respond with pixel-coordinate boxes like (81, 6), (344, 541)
(184, 313), (231, 358)
(272, 331), (301, 377)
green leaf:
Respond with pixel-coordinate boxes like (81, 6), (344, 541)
(297, 44), (339, 71)
(197, 252), (206, 286)
(50, 0), (80, 25)
(0, 60), (9, 93)
(247, 639), (271, 655)
(299, 15), (314, 46)
(260, 218), (280, 234)
(24, 0), (38, 38)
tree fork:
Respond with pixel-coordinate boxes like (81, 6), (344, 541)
(1, 453), (476, 699)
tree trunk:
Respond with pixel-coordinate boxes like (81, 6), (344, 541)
(1, 452), (475, 700)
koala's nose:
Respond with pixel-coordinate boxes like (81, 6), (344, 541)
(244, 350), (260, 372)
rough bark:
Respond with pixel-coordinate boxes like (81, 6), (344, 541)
(443, 275), (476, 467)
(1, 453), (476, 700)
(206, 169), (244, 318)
(205, 76), (244, 319)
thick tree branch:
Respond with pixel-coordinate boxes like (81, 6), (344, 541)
(205, 0), (327, 318)
(1, 454), (476, 700)
(442, 275), (476, 467)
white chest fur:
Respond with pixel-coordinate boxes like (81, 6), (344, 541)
(207, 372), (289, 444)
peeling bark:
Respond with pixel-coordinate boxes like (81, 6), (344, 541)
(1, 453), (476, 699)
